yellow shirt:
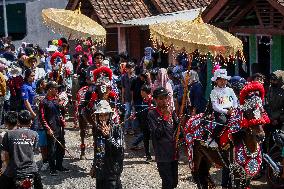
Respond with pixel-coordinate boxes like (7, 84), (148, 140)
(0, 72), (6, 96)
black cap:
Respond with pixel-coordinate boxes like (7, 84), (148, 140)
(46, 81), (60, 90)
(153, 87), (169, 99)
(93, 50), (105, 59)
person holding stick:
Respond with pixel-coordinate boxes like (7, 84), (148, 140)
(39, 81), (69, 176)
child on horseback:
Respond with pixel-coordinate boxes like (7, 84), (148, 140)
(207, 69), (238, 148)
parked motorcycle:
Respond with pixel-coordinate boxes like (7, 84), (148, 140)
(264, 130), (284, 188)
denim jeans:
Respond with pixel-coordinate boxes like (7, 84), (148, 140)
(124, 102), (133, 131)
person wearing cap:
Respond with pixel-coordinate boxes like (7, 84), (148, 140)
(39, 81), (69, 176)
(90, 100), (124, 189)
(147, 87), (179, 189)
(208, 69), (238, 148)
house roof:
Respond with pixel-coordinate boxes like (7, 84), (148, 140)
(66, 0), (212, 25)
(121, 8), (206, 26)
(202, 0), (284, 35)
(149, 0), (211, 13)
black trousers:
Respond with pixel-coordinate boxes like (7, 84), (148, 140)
(137, 113), (151, 157)
(96, 177), (122, 189)
(0, 172), (43, 189)
(47, 134), (65, 171)
(157, 161), (178, 189)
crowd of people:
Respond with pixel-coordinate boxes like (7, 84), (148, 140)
(0, 36), (282, 189)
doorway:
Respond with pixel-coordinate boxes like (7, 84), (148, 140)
(257, 36), (271, 77)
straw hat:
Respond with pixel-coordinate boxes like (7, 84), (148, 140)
(24, 55), (40, 68)
(93, 100), (114, 114)
(8, 65), (22, 77)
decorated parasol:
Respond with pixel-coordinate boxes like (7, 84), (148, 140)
(149, 12), (243, 57)
(150, 11), (244, 159)
(42, 3), (106, 43)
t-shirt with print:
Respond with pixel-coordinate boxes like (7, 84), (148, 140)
(1, 128), (38, 178)
(210, 86), (238, 114)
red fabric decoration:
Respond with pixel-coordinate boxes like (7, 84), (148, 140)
(58, 39), (63, 47)
(241, 112), (270, 128)
(75, 45), (82, 53)
(49, 72), (53, 79)
(65, 68), (71, 77)
(239, 81), (265, 105)
(50, 52), (67, 65)
(88, 91), (117, 109)
(92, 66), (112, 82)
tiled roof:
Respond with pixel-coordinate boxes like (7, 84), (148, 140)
(66, 0), (212, 25)
(88, 0), (153, 25)
(150, 0), (212, 13)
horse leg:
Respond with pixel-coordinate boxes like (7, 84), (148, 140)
(192, 145), (207, 189)
(79, 114), (87, 160)
(199, 159), (212, 189)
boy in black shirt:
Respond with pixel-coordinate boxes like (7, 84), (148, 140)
(0, 110), (43, 189)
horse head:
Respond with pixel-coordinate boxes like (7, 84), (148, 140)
(239, 81), (270, 149)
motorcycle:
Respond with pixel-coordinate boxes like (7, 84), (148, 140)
(264, 130), (284, 188)
(15, 175), (34, 189)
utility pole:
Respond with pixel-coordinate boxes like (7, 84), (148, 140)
(2, 0), (8, 37)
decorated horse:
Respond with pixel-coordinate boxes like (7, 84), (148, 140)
(182, 81), (270, 189)
(76, 66), (119, 159)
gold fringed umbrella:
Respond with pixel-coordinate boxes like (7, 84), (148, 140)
(42, 3), (106, 43)
(150, 12), (243, 57)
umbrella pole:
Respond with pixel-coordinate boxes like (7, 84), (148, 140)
(174, 53), (192, 158)
(68, 33), (72, 41)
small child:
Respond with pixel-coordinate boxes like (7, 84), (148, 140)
(208, 69), (238, 148)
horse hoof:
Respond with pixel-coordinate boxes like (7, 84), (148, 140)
(80, 155), (86, 160)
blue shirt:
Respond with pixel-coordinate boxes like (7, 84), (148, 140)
(21, 82), (36, 109)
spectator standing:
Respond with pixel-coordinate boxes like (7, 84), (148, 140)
(39, 81), (69, 176)
(121, 62), (136, 134)
(21, 69), (36, 120)
(188, 70), (207, 116)
(7, 66), (23, 112)
(0, 110), (43, 189)
(148, 87), (179, 189)
(0, 66), (6, 125)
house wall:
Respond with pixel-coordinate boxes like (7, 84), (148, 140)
(271, 35), (284, 71)
(14, 0), (68, 48)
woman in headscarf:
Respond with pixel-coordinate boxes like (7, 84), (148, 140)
(188, 70), (206, 116)
(153, 68), (175, 111)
